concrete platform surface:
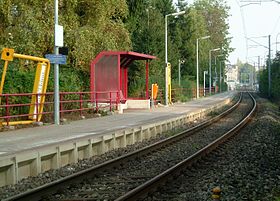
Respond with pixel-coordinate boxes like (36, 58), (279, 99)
(0, 92), (236, 186)
(0, 92), (234, 156)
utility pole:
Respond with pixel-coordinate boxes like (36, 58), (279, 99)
(258, 56), (260, 91)
(178, 59), (181, 86)
(219, 61), (222, 93)
(204, 71), (208, 96)
(268, 35), (271, 97)
(54, 0), (60, 125)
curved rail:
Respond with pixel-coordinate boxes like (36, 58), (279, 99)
(115, 92), (256, 201)
(4, 93), (243, 201)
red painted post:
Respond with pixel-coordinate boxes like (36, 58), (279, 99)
(96, 92), (98, 112)
(117, 91), (120, 110)
(145, 60), (149, 99)
(110, 92), (112, 111)
(5, 95), (9, 126)
(80, 93), (83, 116)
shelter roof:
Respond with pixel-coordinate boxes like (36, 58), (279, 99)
(91, 51), (156, 67)
(102, 51), (156, 60)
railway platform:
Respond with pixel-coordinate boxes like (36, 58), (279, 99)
(0, 92), (235, 187)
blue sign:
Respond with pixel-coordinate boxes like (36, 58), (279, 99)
(45, 54), (67, 65)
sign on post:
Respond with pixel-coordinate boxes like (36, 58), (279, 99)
(45, 54), (67, 65)
(55, 24), (64, 47)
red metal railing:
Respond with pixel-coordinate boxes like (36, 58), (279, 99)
(0, 91), (120, 126)
(0, 87), (220, 126)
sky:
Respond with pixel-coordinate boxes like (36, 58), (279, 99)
(173, 0), (280, 65)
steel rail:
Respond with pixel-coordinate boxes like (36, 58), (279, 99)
(115, 92), (256, 201)
(4, 93), (242, 201)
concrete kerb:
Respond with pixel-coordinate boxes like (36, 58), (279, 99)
(0, 95), (234, 187)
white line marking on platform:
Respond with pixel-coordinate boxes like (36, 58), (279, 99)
(78, 132), (96, 136)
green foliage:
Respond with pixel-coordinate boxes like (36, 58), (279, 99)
(260, 53), (280, 100)
(0, 0), (131, 94)
(172, 77), (196, 102)
(0, 0), (232, 103)
(125, 0), (231, 96)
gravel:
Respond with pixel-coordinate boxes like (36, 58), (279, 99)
(144, 95), (280, 201)
(42, 94), (249, 200)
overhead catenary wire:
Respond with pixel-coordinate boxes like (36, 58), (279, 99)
(235, 0), (249, 62)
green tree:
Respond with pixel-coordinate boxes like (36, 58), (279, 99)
(260, 53), (280, 99)
(0, 0), (131, 93)
(193, 0), (232, 85)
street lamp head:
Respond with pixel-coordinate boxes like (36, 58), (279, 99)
(212, 48), (220, 52)
(200, 35), (210, 40)
(171, 11), (186, 16)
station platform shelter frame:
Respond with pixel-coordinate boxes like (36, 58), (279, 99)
(90, 51), (156, 103)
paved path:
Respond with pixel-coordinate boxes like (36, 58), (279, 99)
(0, 92), (235, 156)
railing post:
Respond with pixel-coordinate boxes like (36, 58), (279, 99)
(117, 91), (120, 110)
(36, 93), (39, 122)
(59, 93), (63, 120)
(96, 92), (98, 113)
(5, 95), (9, 126)
(80, 93), (83, 117)
(109, 92), (112, 111)
(92, 91), (95, 113)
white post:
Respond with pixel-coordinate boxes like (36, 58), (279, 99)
(178, 59), (181, 86)
(54, 0), (60, 125)
(196, 39), (199, 99)
(196, 36), (210, 99)
(204, 71), (208, 96)
(219, 61), (222, 93)
(165, 15), (168, 106)
(209, 50), (212, 95)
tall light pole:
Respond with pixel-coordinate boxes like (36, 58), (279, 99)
(268, 35), (271, 97)
(54, 0), (60, 125)
(203, 71), (208, 96)
(209, 48), (220, 95)
(246, 36), (272, 96)
(165, 10), (185, 105)
(215, 54), (224, 93)
(196, 35), (210, 99)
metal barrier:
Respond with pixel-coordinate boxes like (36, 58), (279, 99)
(0, 91), (119, 126)
(0, 87), (223, 126)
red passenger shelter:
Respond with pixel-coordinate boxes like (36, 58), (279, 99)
(90, 51), (156, 104)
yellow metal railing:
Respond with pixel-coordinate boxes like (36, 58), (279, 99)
(0, 48), (51, 125)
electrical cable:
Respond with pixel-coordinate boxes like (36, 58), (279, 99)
(236, 0), (249, 61)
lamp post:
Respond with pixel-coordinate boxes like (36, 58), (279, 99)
(54, 0), (60, 125)
(196, 35), (210, 99)
(215, 54), (223, 93)
(165, 10), (185, 105)
(203, 71), (208, 96)
(268, 35), (271, 97)
(209, 48), (220, 95)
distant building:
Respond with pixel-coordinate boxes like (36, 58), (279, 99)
(225, 64), (239, 90)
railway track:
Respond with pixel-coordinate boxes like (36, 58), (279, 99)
(5, 92), (256, 201)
